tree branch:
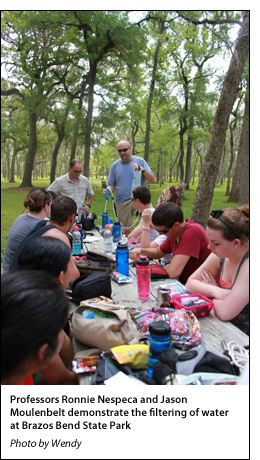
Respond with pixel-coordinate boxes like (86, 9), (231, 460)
(1, 88), (25, 101)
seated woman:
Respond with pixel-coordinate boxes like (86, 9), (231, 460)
(186, 206), (249, 335)
(127, 186), (158, 244)
(140, 184), (185, 266)
(1, 270), (70, 385)
(17, 237), (80, 384)
(156, 183), (185, 206)
(3, 187), (52, 273)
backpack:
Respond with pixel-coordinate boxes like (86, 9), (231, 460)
(70, 300), (141, 351)
(69, 272), (112, 305)
(75, 251), (116, 275)
(80, 212), (98, 231)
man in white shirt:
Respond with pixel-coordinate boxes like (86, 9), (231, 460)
(48, 159), (94, 217)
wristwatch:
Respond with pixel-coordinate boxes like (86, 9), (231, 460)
(86, 203), (91, 208)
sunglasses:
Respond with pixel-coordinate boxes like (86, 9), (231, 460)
(118, 147), (130, 153)
(154, 224), (174, 234)
(210, 209), (239, 239)
(72, 169), (82, 174)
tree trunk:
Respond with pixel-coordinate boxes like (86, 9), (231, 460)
(70, 78), (88, 161)
(226, 128), (235, 195)
(50, 108), (69, 183)
(131, 120), (139, 155)
(178, 127), (186, 182)
(237, 78), (249, 205)
(20, 112), (37, 188)
(84, 63), (97, 177)
(184, 133), (193, 189)
(191, 12), (249, 227)
(9, 148), (18, 183)
(144, 21), (165, 163)
(159, 148), (163, 186)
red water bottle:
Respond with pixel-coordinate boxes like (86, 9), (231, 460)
(136, 256), (151, 300)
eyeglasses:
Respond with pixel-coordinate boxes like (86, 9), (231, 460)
(118, 147), (130, 153)
(210, 209), (239, 239)
(211, 209), (224, 219)
(154, 224), (173, 234)
(72, 169), (82, 174)
(43, 190), (51, 206)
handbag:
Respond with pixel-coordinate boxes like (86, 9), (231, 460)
(75, 251), (116, 275)
(70, 300), (141, 351)
(69, 272), (112, 305)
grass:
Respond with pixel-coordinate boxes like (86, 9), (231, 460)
(1, 177), (238, 262)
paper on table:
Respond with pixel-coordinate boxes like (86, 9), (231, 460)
(104, 371), (147, 385)
(83, 236), (101, 243)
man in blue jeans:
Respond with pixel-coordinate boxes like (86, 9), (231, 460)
(103, 140), (155, 235)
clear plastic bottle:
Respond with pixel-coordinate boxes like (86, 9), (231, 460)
(115, 238), (129, 276)
(103, 224), (113, 253)
(136, 256), (151, 300)
(72, 225), (81, 254)
(147, 320), (172, 378)
(77, 223), (83, 249)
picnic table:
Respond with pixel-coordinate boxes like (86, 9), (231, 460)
(72, 230), (249, 384)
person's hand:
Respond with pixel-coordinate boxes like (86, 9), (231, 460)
(102, 189), (107, 196)
(82, 204), (90, 212)
(201, 270), (219, 286)
(142, 209), (152, 226)
(130, 162), (139, 171)
(129, 248), (142, 261)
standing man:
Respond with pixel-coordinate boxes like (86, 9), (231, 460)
(48, 159), (94, 217)
(103, 140), (155, 234)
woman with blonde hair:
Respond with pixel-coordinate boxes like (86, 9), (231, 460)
(186, 206), (249, 335)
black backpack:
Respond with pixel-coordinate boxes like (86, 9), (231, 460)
(69, 272), (112, 305)
(80, 212), (98, 231)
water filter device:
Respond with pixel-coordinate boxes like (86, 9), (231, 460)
(102, 188), (110, 229)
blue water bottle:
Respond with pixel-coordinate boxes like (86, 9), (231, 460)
(113, 222), (122, 243)
(102, 212), (109, 229)
(115, 238), (129, 276)
(147, 320), (172, 378)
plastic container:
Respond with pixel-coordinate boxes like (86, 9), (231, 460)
(147, 320), (172, 378)
(102, 212), (109, 229)
(115, 238), (129, 276)
(72, 225), (81, 255)
(103, 224), (113, 253)
(131, 168), (142, 191)
(170, 293), (214, 318)
(112, 222), (122, 243)
(77, 223), (83, 249)
(136, 256), (151, 300)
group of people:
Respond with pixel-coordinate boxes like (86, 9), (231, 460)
(1, 138), (249, 385)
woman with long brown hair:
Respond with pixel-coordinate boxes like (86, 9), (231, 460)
(186, 206), (249, 335)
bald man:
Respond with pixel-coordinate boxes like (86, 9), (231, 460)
(103, 140), (155, 235)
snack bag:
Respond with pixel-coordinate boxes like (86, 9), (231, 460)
(112, 271), (132, 284)
(110, 344), (149, 369)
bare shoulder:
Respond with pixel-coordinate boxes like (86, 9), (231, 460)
(42, 229), (71, 248)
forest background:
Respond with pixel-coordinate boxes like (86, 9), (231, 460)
(1, 10), (249, 260)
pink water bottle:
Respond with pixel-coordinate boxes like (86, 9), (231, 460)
(136, 256), (151, 300)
